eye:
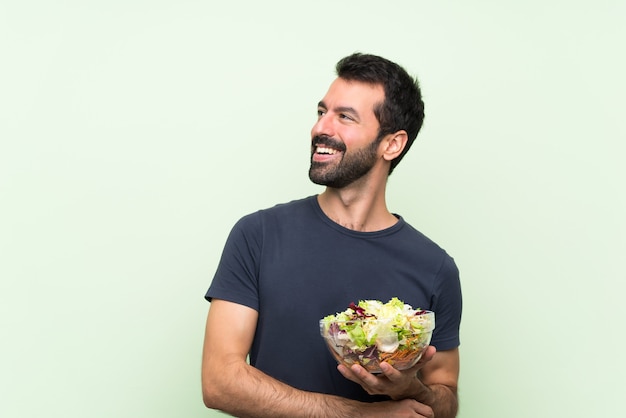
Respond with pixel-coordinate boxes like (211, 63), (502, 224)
(339, 113), (354, 121)
(317, 109), (326, 118)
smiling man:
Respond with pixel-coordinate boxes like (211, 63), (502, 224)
(202, 53), (462, 418)
(309, 79), (385, 190)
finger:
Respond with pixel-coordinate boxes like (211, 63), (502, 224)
(398, 399), (435, 418)
(347, 364), (380, 386)
(380, 346), (437, 377)
(412, 346), (437, 369)
(337, 364), (369, 385)
(337, 364), (383, 391)
(337, 364), (357, 380)
(388, 346), (437, 379)
(421, 345), (437, 361)
(379, 361), (403, 380)
(413, 402), (435, 418)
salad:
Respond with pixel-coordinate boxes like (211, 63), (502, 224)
(319, 298), (435, 372)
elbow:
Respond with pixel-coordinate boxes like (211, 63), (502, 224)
(202, 395), (215, 410)
(201, 388), (211, 409)
(202, 381), (221, 410)
(202, 358), (227, 410)
(201, 354), (248, 411)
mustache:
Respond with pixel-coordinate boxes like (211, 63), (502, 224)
(311, 135), (346, 152)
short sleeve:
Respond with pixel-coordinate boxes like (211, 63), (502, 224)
(205, 213), (263, 311)
(429, 254), (462, 351)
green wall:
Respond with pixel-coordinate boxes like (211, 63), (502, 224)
(1, 1), (624, 417)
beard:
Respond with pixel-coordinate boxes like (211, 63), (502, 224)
(308, 134), (382, 188)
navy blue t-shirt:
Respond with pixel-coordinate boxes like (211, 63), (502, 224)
(206, 196), (462, 401)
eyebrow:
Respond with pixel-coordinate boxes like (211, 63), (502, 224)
(317, 101), (360, 119)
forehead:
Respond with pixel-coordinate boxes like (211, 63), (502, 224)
(320, 78), (385, 113)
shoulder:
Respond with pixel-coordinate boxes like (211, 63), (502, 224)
(259, 196), (316, 216)
(397, 218), (451, 256)
(394, 218), (458, 274)
(233, 196), (317, 230)
(244, 196), (314, 216)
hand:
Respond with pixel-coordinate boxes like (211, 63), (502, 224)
(359, 398), (434, 418)
(337, 345), (437, 401)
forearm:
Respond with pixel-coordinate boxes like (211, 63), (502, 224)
(423, 383), (458, 418)
(402, 348), (460, 418)
(401, 380), (458, 418)
(203, 360), (360, 418)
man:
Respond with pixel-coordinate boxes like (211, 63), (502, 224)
(202, 53), (462, 418)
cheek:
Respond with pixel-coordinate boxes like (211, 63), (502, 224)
(342, 131), (367, 149)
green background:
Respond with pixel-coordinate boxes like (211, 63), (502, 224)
(2, 1), (624, 417)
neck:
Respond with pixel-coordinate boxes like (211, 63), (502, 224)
(317, 174), (397, 232)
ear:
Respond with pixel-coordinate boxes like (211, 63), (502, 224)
(381, 130), (408, 162)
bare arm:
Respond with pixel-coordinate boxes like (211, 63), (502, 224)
(338, 347), (460, 418)
(201, 299), (434, 418)
(412, 348), (459, 418)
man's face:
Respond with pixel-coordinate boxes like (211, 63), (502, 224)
(309, 78), (385, 188)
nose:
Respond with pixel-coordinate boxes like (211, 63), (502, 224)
(311, 113), (334, 139)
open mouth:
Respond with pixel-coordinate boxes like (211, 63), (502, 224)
(315, 146), (340, 155)
(311, 136), (345, 163)
(312, 144), (343, 163)
(312, 135), (345, 157)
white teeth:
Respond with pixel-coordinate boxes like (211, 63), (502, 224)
(316, 147), (338, 155)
